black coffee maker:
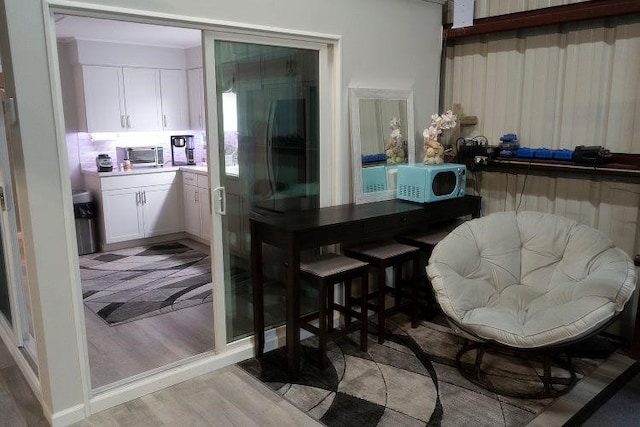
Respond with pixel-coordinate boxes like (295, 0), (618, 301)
(170, 135), (196, 166)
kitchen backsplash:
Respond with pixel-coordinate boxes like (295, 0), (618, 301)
(75, 131), (207, 172)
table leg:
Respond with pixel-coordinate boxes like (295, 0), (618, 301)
(287, 243), (301, 379)
(251, 221), (265, 357)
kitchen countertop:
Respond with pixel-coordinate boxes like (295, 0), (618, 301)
(82, 165), (209, 177)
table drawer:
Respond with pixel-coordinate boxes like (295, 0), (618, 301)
(362, 210), (425, 234)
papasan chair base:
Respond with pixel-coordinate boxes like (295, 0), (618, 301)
(456, 338), (578, 399)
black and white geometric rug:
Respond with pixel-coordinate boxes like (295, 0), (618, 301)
(79, 242), (212, 326)
(239, 313), (619, 426)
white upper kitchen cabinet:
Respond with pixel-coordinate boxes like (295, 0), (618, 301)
(159, 69), (189, 131)
(79, 65), (126, 132)
(122, 67), (162, 131)
(187, 68), (205, 131)
(77, 65), (162, 132)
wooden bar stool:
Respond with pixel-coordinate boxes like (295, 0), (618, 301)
(299, 253), (369, 369)
(397, 219), (465, 257)
(396, 219), (466, 317)
(344, 241), (420, 344)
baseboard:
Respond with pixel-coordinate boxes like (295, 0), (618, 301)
(50, 403), (87, 427)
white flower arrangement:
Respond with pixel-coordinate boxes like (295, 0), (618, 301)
(423, 110), (457, 164)
(385, 117), (406, 164)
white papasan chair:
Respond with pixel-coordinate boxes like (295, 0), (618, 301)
(427, 211), (637, 398)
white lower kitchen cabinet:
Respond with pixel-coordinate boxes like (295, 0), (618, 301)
(199, 189), (211, 240)
(102, 187), (145, 242)
(84, 170), (183, 247)
(141, 184), (183, 237)
(103, 184), (182, 244)
(182, 171), (210, 242)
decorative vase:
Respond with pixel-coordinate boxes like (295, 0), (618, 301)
(423, 137), (444, 164)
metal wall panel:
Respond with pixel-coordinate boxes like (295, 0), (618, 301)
(474, 0), (590, 18)
(444, 15), (640, 257)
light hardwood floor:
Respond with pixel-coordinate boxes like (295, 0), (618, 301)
(73, 366), (322, 427)
(0, 338), (48, 426)
(0, 335), (320, 427)
(84, 239), (215, 389)
(85, 302), (215, 389)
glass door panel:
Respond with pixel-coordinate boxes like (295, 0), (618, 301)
(0, 82), (34, 359)
(214, 40), (320, 342)
(0, 224), (11, 323)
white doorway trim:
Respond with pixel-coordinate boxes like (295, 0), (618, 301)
(41, 0), (341, 421)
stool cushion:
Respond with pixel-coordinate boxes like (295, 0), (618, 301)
(427, 211), (637, 349)
(300, 253), (368, 278)
(347, 241), (419, 261)
(401, 219), (466, 247)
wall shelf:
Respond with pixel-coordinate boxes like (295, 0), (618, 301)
(443, 0), (640, 40)
(476, 154), (640, 184)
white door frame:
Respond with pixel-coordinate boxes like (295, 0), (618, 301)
(41, 0), (341, 418)
(0, 93), (28, 348)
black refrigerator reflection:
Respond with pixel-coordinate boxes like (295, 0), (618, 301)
(216, 41), (320, 341)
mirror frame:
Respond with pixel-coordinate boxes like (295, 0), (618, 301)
(349, 88), (415, 204)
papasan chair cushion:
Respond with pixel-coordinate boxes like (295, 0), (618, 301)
(427, 211), (637, 349)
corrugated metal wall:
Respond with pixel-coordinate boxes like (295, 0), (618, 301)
(442, 14), (640, 257)
(473, 0), (590, 18)
(442, 9), (640, 335)
(444, 0), (591, 23)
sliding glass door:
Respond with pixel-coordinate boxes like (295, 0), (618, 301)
(0, 84), (35, 358)
(206, 36), (322, 343)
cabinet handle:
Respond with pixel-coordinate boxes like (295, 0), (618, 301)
(126, 115), (131, 128)
(135, 192), (140, 205)
(163, 115), (168, 128)
(121, 115), (126, 129)
(195, 191), (199, 203)
(142, 191), (146, 204)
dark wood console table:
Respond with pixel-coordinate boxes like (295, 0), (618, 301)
(250, 195), (481, 379)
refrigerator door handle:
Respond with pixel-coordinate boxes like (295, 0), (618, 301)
(213, 186), (226, 216)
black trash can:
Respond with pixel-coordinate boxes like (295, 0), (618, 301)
(73, 190), (97, 255)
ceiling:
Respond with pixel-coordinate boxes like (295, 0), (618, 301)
(54, 15), (201, 49)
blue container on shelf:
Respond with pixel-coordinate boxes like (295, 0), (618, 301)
(553, 149), (573, 160)
(515, 148), (534, 158)
(533, 148), (553, 159)
(362, 153), (387, 165)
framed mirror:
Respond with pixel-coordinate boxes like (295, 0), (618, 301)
(349, 88), (415, 204)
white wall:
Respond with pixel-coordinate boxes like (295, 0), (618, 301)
(0, 0), (445, 423)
